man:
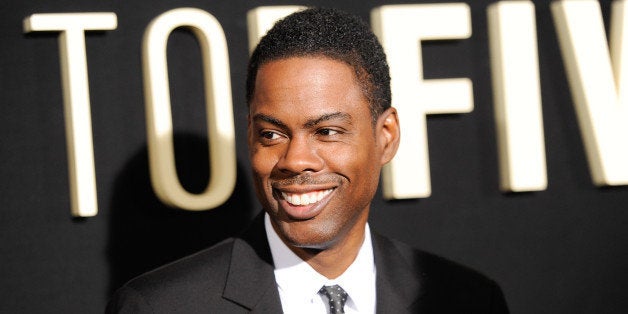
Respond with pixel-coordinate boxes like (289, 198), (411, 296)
(107, 7), (509, 313)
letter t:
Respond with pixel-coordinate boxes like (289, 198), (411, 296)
(23, 13), (117, 217)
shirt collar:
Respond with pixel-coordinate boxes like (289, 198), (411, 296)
(265, 213), (376, 312)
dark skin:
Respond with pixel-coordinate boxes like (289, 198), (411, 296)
(248, 57), (400, 279)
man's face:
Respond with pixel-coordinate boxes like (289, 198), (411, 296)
(248, 56), (398, 251)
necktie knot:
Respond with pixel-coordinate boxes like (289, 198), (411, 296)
(319, 284), (348, 314)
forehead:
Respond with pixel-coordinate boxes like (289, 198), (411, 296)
(250, 57), (369, 118)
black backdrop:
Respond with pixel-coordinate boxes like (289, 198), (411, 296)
(2, 0), (627, 313)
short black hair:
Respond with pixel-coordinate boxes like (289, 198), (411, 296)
(246, 7), (391, 122)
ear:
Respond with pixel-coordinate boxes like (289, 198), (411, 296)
(376, 107), (400, 165)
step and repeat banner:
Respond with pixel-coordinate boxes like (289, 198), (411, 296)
(2, 0), (627, 313)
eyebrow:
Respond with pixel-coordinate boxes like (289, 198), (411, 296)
(252, 113), (288, 129)
(252, 112), (352, 129)
(303, 112), (352, 128)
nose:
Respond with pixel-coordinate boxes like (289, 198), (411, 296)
(276, 135), (324, 174)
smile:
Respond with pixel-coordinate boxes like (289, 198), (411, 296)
(280, 189), (334, 206)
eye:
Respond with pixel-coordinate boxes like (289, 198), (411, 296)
(258, 130), (288, 145)
(260, 131), (281, 140)
(316, 128), (340, 136)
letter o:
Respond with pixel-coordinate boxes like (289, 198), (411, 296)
(142, 8), (236, 210)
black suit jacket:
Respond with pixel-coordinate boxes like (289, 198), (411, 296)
(107, 215), (509, 313)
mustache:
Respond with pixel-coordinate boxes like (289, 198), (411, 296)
(271, 173), (342, 187)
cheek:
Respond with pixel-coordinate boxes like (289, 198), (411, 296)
(250, 151), (277, 205)
(323, 146), (378, 180)
(340, 146), (381, 196)
(251, 148), (277, 176)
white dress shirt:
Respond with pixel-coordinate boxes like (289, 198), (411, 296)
(264, 214), (377, 314)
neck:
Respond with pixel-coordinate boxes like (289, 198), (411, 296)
(291, 216), (368, 279)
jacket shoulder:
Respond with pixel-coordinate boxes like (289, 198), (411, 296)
(106, 238), (246, 313)
(374, 234), (509, 313)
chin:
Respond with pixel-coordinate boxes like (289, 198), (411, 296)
(277, 219), (340, 250)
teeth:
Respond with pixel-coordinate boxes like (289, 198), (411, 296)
(281, 189), (333, 206)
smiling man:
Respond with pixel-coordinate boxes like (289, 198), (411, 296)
(248, 56), (395, 278)
(108, 7), (509, 314)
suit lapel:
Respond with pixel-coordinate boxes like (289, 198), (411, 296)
(222, 214), (283, 313)
(372, 232), (425, 313)
(220, 217), (427, 313)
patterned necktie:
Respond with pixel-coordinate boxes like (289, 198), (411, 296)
(319, 284), (349, 314)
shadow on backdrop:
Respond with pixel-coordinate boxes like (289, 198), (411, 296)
(106, 133), (256, 296)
